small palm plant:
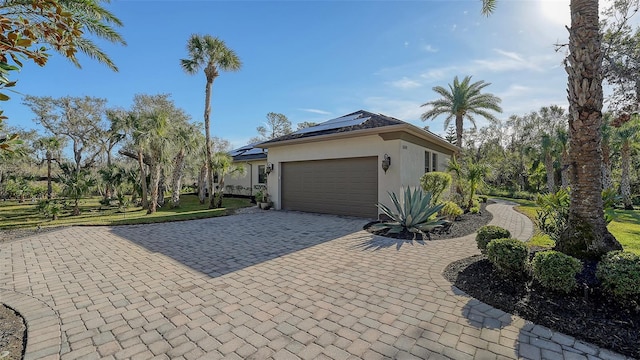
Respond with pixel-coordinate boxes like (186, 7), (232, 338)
(374, 187), (445, 238)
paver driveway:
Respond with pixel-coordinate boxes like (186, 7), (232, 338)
(0, 203), (631, 359)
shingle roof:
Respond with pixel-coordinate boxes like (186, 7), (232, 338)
(259, 110), (406, 145)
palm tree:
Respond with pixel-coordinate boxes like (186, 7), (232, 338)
(541, 134), (555, 193)
(210, 152), (245, 208)
(466, 162), (489, 209)
(614, 115), (639, 210)
(601, 114), (614, 190)
(181, 34), (242, 209)
(169, 122), (201, 208)
(58, 163), (95, 216)
(557, 0), (623, 258)
(420, 75), (502, 148)
(555, 128), (570, 189)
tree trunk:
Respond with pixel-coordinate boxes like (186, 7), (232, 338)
(198, 163), (207, 204)
(561, 149), (570, 188)
(46, 150), (52, 199)
(558, 0), (622, 259)
(137, 148), (149, 209)
(171, 150), (186, 208)
(203, 77), (216, 209)
(601, 141), (613, 190)
(455, 114), (464, 149)
(157, 169), (165, 208)
(545, 153), (555, 193)
(620, 141), (633, 209)
(147, 162), (161, 214)
(104, 150), (113, 200)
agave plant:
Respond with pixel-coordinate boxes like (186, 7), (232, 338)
(374, 187), (445, 237)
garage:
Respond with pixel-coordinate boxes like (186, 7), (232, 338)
(281, 157), (378, 218)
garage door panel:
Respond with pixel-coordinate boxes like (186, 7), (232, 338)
(281, 157), (378, 218)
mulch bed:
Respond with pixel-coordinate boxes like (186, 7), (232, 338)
(0, 305), (26, 360)
(443, 255), (640, 358)
(364, 201), (493, 240)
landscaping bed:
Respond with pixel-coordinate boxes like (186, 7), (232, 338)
(0, 305), (26, 360)
(443, 255), (640, 358)
(364, 201), (493, 240)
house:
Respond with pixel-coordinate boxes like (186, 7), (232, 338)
(252, 110), (459, 219)
(225, 143), (268, 196)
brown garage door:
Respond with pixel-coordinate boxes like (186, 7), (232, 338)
(281, 157), (378, 218)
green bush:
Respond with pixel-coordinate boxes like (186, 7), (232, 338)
(439, 201), (463, 221)
(531, 251), (582, 293)
(469, 206), (480, 214)
(486, 238), (528, 275)
(476, 225), (511, 253)
(535, 188), (570, 242)
(420, 172), (452, 205)
(596, 251), (640, 303)
(374, 187), (445, 235)
(478, 195), (488, 203)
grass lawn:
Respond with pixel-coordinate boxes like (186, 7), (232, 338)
(0, 194), (252, 229)
(492, 196), (640, 255)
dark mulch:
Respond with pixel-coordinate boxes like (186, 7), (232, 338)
(364, 201), (493, 240)
(443, 255), (640, 358)
(0, 305), (26, 360)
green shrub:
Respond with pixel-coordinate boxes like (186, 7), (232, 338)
(535, 188), (570, 242)
(470, 206), (480, 214)
(478, 195), (488, 203)
(476, 225), (511, 253)
(439, 201), (463, 221)
(420, 172), (452, 205)
(597, 251), (640, 303)
(531, 251), (582, 293)
(486, 238), (528, 275)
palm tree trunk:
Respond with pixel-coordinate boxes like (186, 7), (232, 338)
(561, 149), (570, 188)
(171, 150), (186, 208)
(558, 0), (622, 259)
(198, 163), (207, 204)
(601, 141), (613, 190)
(203, 77), (216, 209)
(620, 141), (633, 209)
(455, 114), (464, 148)
(545, 153), (554, 193)
(147, 162), (161, 214)
(137, 148), (149, 209)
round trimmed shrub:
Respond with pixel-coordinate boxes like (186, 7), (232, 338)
(531, 250), (582, 293)
(476, 225), (511, 253)
(440, 201), (463, 220)
(470, 206), (480, 214)
(486, 238), (529, 275)
(596, 251), (640, 302)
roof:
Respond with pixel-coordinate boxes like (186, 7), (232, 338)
(228, 143), (267, 161)
(256, 110), (458, 153)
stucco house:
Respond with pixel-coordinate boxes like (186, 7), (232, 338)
(225, 144), (268, 196)
(242, 110), (459, 219)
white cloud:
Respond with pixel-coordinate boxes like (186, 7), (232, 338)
(362, 97), (440, 131)
(473, 49), (543, 72)
(452, 24), (457, 31)
(420, 66), (458, 82)
(389, 77), (422, 90)
(298, 108), (332, 115)
(422, 44), (438, 53)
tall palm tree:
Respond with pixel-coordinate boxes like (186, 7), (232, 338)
(181, 34), (242, 209)
(601, 113), (614, 190)
(420, 75), (502, 148)
(555, 128), (570, 189)
(558, 0), (623, 258)
(541, 133), (555, 193)
(169, 122), (201, 208)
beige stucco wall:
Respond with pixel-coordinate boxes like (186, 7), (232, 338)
(399, 140), (452, 190)
(224, 160), (267, 195)
(266, 135), (400, 213)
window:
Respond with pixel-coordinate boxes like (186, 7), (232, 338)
(258, 165), (267, 184)
(432, 153), (438, 172)
(424, 151), (431, 173)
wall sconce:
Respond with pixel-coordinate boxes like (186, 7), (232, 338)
(381, 154), (391, 173)
(265, 163), (274, 175)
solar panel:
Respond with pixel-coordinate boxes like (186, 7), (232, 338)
(229, 142), (265, 157)
(292, 114), (370, 135)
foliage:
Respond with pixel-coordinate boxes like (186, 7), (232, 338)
(36, 199), (63, 220)
(478, 195), (488, 203)
(374, 188), (445, 236)
(420, 75), (502, 147)
(469, 206), (480, 214)
(476, 225), (511, 253)
(597, 251), (640, 303)
(420, 172), (451, 204)
(535, 188), (570, 242)
(439, 201), (463, 221)
(0, 194), (251, 229)
(58, 163), (96, 215)
(602, 187), (622, 209)
(531, 250), (582, 293)
(486, 238), (529, 275)
(465, 162), (489, 209)
(249, 112), (292, 144)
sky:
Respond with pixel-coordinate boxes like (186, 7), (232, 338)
(4, 0), (576, 149)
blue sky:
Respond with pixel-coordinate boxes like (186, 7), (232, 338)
(5, 0), (574, 148)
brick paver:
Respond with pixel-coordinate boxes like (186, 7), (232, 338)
(0, 204), (632, 359)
